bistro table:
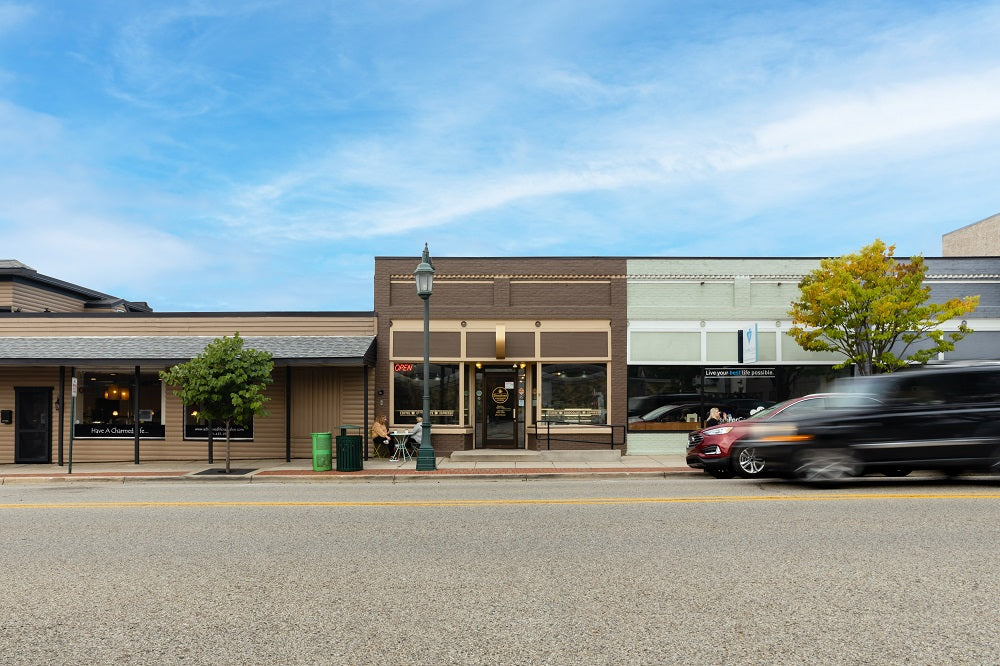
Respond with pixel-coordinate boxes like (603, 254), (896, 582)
(389, 431), (411, 461)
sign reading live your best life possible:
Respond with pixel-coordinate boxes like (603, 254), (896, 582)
(705, 367), (775, 378)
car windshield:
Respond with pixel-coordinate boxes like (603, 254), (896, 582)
(829, 375), (890, 396)
(638, 404), (683, 421)
(742, 399), (798, 421)
(744, 392), (880, 423)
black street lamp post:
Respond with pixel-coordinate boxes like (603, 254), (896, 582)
(414, 243), (436, 471)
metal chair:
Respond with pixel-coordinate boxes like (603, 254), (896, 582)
(370, 437), (389, 459)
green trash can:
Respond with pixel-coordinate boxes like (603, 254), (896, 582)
(311, 432), (332, 472)
(336, 424), (364, 472)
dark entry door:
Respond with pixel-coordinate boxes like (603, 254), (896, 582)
(15, 387), (52, 463)
(484, 370), (518, 448)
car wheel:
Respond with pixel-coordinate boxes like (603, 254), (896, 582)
(733, 447), (766, 478)
(705, 468), (733, 479)
(794, 448), (860, 483)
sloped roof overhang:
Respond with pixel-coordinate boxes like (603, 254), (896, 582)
(0, 335), (377, 367)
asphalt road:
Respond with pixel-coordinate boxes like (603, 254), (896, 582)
(2, 476), (999, 665)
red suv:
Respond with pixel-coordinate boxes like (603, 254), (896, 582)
(686, 393), (882, 478)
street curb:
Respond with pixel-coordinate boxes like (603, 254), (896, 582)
(0, 467), (702, 484)
(1, 475), (130, 485)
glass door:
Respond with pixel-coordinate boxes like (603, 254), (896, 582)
(15, 387), (51, 463)
(483, 367), (518, 448)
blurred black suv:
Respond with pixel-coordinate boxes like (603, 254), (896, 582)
(735, 363), (1000, 482)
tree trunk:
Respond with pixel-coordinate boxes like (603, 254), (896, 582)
(225, 418), (232, 473)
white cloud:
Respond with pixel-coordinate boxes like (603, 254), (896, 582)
(722, 68), (1000, 169)
(0, 2), (33, 35)
(219, 149), (671, 244)
(0, 101), (62, 155)
(0, 169), (210, 302)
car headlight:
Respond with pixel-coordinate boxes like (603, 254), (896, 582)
(702, 426), (734, 436)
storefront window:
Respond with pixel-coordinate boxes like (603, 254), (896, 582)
(182, 408), (254, 440)
(626, 364), (853, 423)
(540, 363), (607, 425)
(74, 371), (165, 438)
(393, 362), (460, 425)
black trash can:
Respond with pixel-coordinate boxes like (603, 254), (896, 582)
(336, 424), (363, 472)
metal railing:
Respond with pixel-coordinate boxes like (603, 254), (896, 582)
(533, 421), (626, 450)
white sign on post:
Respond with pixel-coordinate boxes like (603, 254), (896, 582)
(742, 323), (758, 364)
(71, 377), (78, 397)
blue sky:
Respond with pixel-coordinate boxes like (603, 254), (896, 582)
(3, 1), (1000, 311)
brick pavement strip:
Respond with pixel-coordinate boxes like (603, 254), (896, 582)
(0, 471), (190, 477)
(255, 466), (692, 475)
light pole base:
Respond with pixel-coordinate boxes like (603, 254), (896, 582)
(415, 446), (436, 470)
(415, 423), (436, 470)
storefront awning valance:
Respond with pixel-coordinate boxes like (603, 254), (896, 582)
(0, 335), (376, 367)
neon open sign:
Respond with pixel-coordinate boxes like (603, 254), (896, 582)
(394, 363), (415, 372)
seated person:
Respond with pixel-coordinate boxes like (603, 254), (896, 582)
(704, 407), (722, 428)
(405, 416), (423, 455)
(370, 415), (389, 455)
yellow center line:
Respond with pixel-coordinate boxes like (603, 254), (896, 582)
(2, 493), (1000, 510)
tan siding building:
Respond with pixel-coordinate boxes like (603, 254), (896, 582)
(1, 261), (376, 465)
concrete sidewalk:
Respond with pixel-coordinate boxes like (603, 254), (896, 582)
(0, 451), (697, 484)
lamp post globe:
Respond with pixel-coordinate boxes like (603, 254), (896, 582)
(414, 244), (434, 298)
(413, 243), (436, 470)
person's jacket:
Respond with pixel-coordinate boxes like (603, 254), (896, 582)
(408, 421), (423, 444)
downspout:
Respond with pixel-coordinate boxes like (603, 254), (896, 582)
(133, 365), (141, 464)
(58, 366), (65, 466)
(363, 365), (369, 461)
(285, 366), (292, 462)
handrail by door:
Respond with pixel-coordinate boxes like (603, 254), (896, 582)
(534, 421), (625, 450)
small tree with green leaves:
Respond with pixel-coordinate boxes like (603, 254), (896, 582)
(160, 333), (274, 472)
(788, 239), (979, 375)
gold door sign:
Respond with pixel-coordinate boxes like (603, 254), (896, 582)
(491, 387), (510, 404)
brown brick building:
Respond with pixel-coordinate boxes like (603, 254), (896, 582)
(374, 254), (628, 454)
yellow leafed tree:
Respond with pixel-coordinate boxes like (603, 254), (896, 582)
(788, 240), (979, 375)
